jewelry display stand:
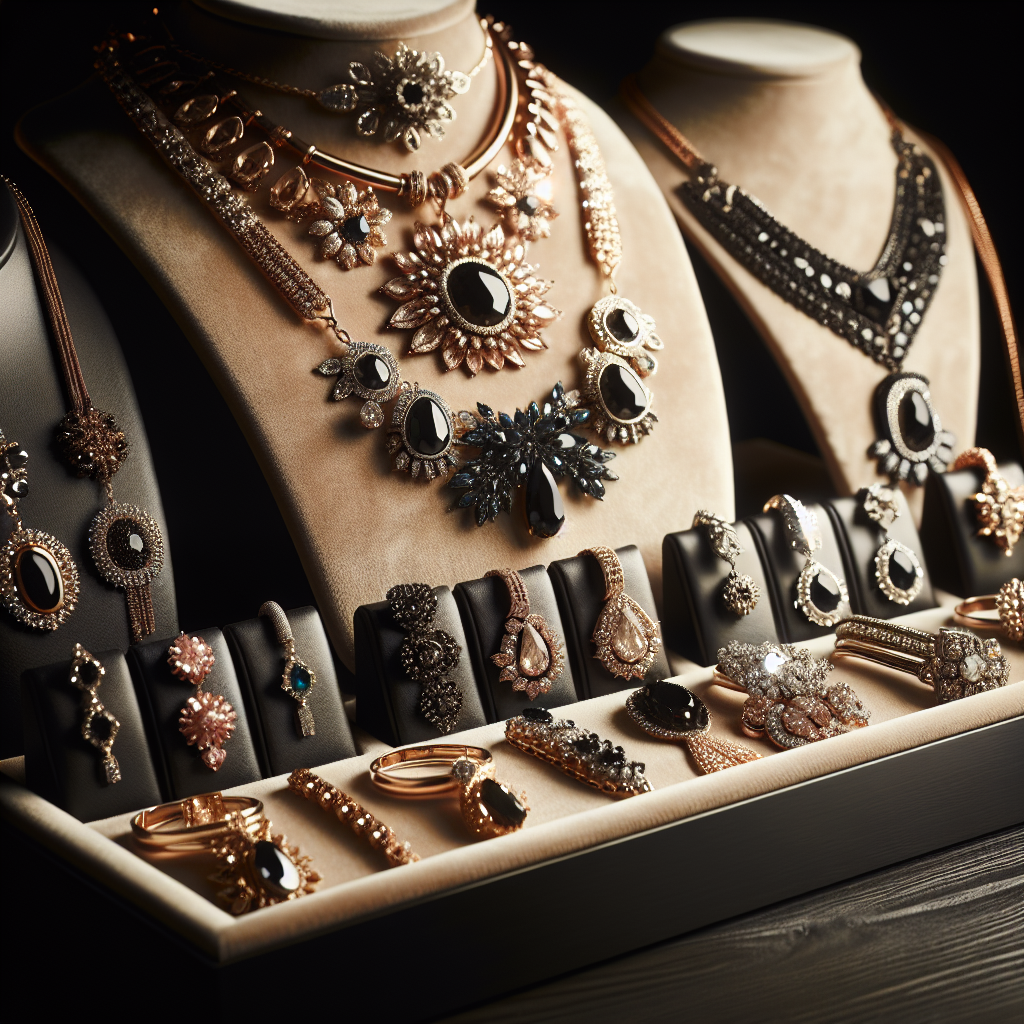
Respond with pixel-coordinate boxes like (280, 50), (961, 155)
(825, 491), (936, 617)
(21, 605), (354, 820)
(21, 650), (163, 820)
(662, 521), (779, 665)
(223, 607), (356, 775)
(17, 0), (732, 669)
(353, 586), (487, 745)
(746, 503), (849, 643)
(548, 544), (670, 697)
(0, 188), (177, 759)
(921, 461), (1024, 596)
(613, 20), (979, 506)
(453, 565), (578, 716)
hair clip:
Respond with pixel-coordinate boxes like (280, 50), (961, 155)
(713, 641), (870, 749)
(70, 644), (121, 784)
(370, 744), (528, 839)
(763, 495), (850, 627)
(692, 510), (760, 616)
(505, 707), (652, 797)
(169, 632), (237, 770)
(259, 601), (317, 737)
(580, 546), (661, 679)
(486, 568), (564, 700)
(626, 679), (761, 773)
(387, 583), (463, 734)
(951, 447), (1024, 556)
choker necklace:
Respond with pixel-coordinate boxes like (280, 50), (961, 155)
(5, 180), (164, 641)
(168, 28), (493, 153)
(623, 78), (957, 486)
(128, 18), (515, 208)
(97, 23), (662, 539)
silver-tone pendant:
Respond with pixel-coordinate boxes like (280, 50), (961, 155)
(586, 295), (663, 377)
(570, 349), (658, 445)
(315, 341), (401, 429)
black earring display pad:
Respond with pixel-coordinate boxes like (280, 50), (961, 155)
(21, 650), (161, 821)
(745, 504), (849, 643)
(548, 545), (670, 698)
(453, 566), (578, 721)
(0, 191), (177, 759)
(223, 607), (356, 775)
(127, 628), (262, 798)
(921, 461), (1024, 597)
(824, 492), (936, 618)
(353, 586), (487, 746)
(661, 521), (779, 666)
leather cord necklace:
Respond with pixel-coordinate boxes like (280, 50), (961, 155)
(4, 179), (165, 642)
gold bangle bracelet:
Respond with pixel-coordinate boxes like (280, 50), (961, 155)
(132, 792), (264, 850)
(369, 745), (492, 798)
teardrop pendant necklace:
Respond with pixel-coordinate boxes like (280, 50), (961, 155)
(5, 179), (165, 641)
(623, 78), (956, 486)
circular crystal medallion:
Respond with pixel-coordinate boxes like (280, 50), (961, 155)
(442, 258), (515, 333)
(598, 362), (649, 422)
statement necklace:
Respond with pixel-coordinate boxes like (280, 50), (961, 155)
(97, 23), (663, 539)
(5, 180), (165, 641)
(623, 78), (956, 486)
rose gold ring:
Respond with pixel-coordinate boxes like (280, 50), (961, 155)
(369, 745), (493, 797)
(954, 579), (1024, 643)
(579, 547), (661, 679)
(486, 568), (564, 700)
(131, 792), (264, 850)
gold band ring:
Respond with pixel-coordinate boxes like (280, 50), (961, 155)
(954, 580), (1024, 643)
(369, 745), (493, 797)
(131, 792), (264, 850)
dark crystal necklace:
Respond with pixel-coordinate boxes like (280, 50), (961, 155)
(623, 79), (958, 485)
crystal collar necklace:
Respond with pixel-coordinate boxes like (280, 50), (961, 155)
(623, 77), (957, 486)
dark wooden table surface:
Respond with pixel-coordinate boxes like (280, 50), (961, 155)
(439, 826), (1024, 1024)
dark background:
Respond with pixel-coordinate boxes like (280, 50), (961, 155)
(1, 1), (1019, 632)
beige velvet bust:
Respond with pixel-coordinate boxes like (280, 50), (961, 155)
(614, 19), (979, 515)
(18, 0), (731, 664)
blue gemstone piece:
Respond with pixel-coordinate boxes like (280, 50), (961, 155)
(289, 664), (313, 692)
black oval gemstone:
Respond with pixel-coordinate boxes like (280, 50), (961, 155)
(446, 261), (512, 329)
(406, 395), (451, 457)
(341, 214), (371, 244)
(809, 571), (842, 613)
(79, 661), (101, 688)
(14, 545), (63, 614)
(353, 352), (391, 391)
(605, 307), (640, 343)
(400, 81), (425, 106)
(5, 447), (28, 470)
(598, 363), (648, 421)
(525, 460), (564, 538)
(897, 391), (935, 452)
(520, 707), (553, 723)
(888, 549), (918, 591)
(480, 777), (527, 828)
(9, 479), (28, 499)
(636, 681), (709, 733)
(106, 518), (149, 571)
(516, 195), (541, 216)
(252, 840), (300, 897)
(89, 714), (113, 744)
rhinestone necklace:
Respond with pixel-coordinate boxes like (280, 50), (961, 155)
(623, 77), (958, 485)
(97, 24), (666, 539)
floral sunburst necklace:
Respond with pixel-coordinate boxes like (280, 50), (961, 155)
(101, 22), (665, 539)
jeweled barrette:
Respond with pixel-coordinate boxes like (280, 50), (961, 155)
(486, 568), (563, 700)
(713, 641), (869, 750)
(580, 546), (661, 679)
(626, 679), (761, 773)
(505, 707), (652, 797)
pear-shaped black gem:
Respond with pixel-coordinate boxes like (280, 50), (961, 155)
(525, 460), (564, 539)
(897, 391), (935, 452)
(252, 840), (300, 897)
(598, 363), (648, 421)
(809, 571), (842, 613)
(888, 549), (918, 591)
(406, 395), (451, 457)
